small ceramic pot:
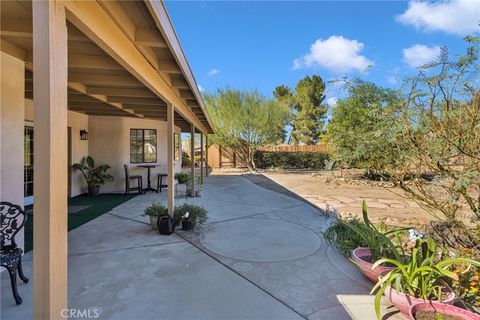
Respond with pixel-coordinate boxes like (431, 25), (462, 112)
(351, 247), (394, 283)
(149, 216), (159, 230)
(409, 301), (479, 320)
(385, 286), (455, 316)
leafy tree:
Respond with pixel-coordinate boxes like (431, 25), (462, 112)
(205, 88), (291, 170)
(327, 80), (403, 174)
(381, 41), (480, 224)
(274, 75), (328, 145)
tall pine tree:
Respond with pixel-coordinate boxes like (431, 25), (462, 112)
(274, 75), (327, 145)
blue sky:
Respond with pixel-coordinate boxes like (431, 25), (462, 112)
(166, 0), (480, 104)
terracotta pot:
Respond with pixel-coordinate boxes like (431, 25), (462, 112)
(385, 286), (455, 317)
(149, 216), (159, 230)
(409, 301), (479, 320)
(351, 247), (394, 283)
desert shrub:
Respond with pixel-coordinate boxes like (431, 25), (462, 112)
(254, 151), (330, 169)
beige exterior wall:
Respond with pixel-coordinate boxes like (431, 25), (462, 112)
(89, 116), (182, 193)
(0, 52), (25, 249)
(25, 101), (89, 197)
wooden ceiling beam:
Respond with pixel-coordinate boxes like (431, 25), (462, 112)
(1, 18), (32, 38)
(68, 82), (143, 118)
(179, 89), (195, 99)
(186, 99), (199, 107)
(107, 96), (165, 105)
(68, 54), (123, 71)
(86, 86), (156, 98)
(171, 76), (189, 89)
(69, 72), (143, 87)
(135, 28), (167, 48)
(157, 61), (181, 74)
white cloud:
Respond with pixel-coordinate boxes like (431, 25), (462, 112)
(207, 68), (219, 76)
(326, 97), (338, 107)
(388, 76), (400, 85)
(197, 84), (204, 92)
(292, 35), (373, 73)
(396, 0), (480, 36)
(402, 44), (441, 68)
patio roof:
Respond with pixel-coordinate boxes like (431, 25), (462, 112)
(1, 0), (213, 133)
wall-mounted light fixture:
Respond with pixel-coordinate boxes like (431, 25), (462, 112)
(80, 129), (88, 140)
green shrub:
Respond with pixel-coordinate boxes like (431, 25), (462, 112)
(254, 151), (330, 169)
(174, 203), (208, 227)
(175, 172), (192, 184)
(143, 202), (167, 217)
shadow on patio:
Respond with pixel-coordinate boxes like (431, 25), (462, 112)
(1, 174), (404, 320)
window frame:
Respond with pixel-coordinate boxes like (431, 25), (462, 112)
(130, 128), (157, 164)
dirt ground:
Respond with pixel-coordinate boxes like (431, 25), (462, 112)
(242, 170), (437, 228)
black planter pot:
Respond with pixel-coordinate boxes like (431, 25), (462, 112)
(87, 185), (100, 196)
(181, 219), (194, 231)
(158, 214), (175, 235)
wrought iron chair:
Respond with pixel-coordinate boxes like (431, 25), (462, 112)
(124, 164), (143, 194)
(1, 202), (29, 305)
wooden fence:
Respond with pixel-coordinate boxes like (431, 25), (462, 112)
(259, 144), (332, 153)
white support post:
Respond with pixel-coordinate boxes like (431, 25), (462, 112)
(33, 0), (68, 318)
(205, 135), (209, 176)
(200, 134), (204, 179)
(190, 124), (196, 196)
(167, 103), (175, 216)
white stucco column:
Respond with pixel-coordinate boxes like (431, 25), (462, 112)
(190, 124), (196, 196)
(200, 134), (204, 179)
(205, 135), (209, 176)
(33, 0), (68, 318)
(0, 52), (25, 250)
(167, 103), (175, 216)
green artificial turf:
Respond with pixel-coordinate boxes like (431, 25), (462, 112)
(24, 193), (137, 253)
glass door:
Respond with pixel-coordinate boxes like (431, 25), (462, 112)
(24, 125), (34, 207)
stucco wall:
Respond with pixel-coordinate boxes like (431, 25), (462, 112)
(88, 116), (182, 193)
(0, 52), (25, 249)
(25, 101), (89, 197)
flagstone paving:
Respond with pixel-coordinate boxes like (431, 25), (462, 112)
(1, 174), (405, 320)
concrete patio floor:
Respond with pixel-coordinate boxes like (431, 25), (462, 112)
(1, 174), (405, 320)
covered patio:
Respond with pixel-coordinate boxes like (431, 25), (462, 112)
(1, 1), (212, 318)
(2, 175), (404, 320)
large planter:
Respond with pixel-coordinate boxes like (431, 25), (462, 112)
(409, 301), (480, 320)
(351, 247), (394, 283)
(385, 286), (456, 317)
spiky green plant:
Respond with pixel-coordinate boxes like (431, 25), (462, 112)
(371, 238), (480, 319)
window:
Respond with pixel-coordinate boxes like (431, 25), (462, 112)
(24, 126), (34, 197)
(130, 129), (157, 163)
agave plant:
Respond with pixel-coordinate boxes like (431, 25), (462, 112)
(371, 238), (480, 319)
(72, 156), (113, 196)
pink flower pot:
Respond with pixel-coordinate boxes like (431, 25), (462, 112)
(351, 247), (394, 283)
(409, 301), (480, 320)
(385, 286), (456, 317)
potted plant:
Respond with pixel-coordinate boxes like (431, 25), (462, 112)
(142, 202), (167, 230)
(328, 201), (407, 282)
(195, 176), (203, 197)
(371, 238), (480, 319)
(175, 172), (192, 196)
(72, 156), (113, 196)
(174, 203), (208, 231)
(409, 301), (480, 320)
